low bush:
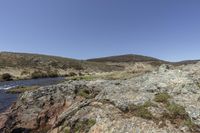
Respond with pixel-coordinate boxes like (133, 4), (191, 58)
(128, 101), (154, 120)
(1, 73), (13, 81)
(166, 103), (187, 119)
(47, 70), (59, 78)
(154, 92), (171, 104)
(31, 70), (59, 79)
(31, 71), (48, 79)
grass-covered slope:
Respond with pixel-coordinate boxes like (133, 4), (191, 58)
(0, 52), (85, 70)
(0, 52), (123, 80)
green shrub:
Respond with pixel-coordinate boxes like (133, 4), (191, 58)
(154, 93), (171, 103)
(78, 89), (90, 98)
(68, 62), (83, 70)
(128, 102), (154, 120)
(31, 70), (59, 79)
(47, 70), (59, 78)
(76, 88), (97, 99)
(31, 71), (47, 79)
(1, 73), (13, 81)
(166, 103), (187, 119)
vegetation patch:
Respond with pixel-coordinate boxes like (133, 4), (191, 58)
(31, 70), (59, 79)
(154, 92), (171, 104)
(0, 73), (13, 81)
(153, 92), (198, 131)
(73, 119), (96, 133)
(63, 119), (96, 133)
(31, 70), (48, 79)
(166, 103), (187, 119)
(74, 85), (99, 99)
(159, 102), (199, 131)
(127, 101), (154, 120)
(77, 89), (91, 99)
(6, 86), (39, 94)
(70, 71), (135, 81)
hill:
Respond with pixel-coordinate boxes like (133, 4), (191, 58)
(0, 52), (199, 81)
(88, 54), (200, 66)
(0, 52), (123, 80)
(87, 54), (163, 63)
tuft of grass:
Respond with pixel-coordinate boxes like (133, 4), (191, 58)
(77, 89), (91, 99)
(166, 103), (187, 119)
(154, 92), (199, 131)
(73, 119), (96, 133)
(74, 86), (98, 99)
(154, 93), (171, 104)
(128, 101), (154, 120)
(160, 102), (199, 131)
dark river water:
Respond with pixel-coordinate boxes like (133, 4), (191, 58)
(0, 77), (65, 113)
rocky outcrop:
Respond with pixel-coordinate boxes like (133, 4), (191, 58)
(1, 63), (200, 132)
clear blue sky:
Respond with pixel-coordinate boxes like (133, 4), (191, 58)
(0, 0), (200, 61)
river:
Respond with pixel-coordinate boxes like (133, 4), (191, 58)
(0, 77), (65, 113)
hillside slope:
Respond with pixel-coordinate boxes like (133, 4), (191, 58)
(1, 52), (198, 81)
(87, 54), (163, 62)
(0, 52), (123, 80)
(88, 54), (200, 66)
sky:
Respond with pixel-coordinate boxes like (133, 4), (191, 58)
(0, 0), (200, 61)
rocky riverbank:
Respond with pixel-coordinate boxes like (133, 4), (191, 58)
(1, 63), (200, 132)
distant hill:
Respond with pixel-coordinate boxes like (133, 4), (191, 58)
(87, 54), (162, 63)
(0, 52), (199, 81)
(0, 52), (82, 70)
(87, 54), (200, 66)
(0, 52), (123, 71)
(172, 60), (200, 66)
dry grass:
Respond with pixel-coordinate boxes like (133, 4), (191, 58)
(69, 67), (152, 81)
